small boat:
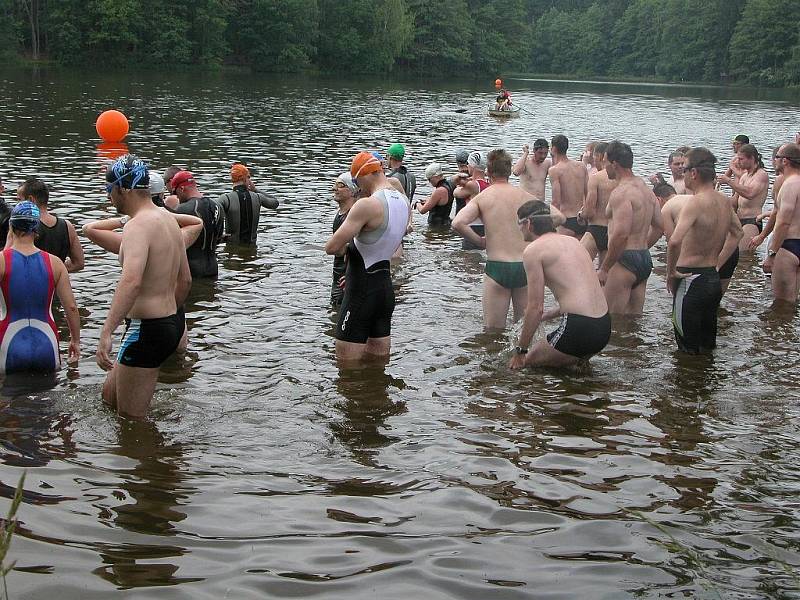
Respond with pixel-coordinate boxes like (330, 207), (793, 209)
(488, 104), (521, 118)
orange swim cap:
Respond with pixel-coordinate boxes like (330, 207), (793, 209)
(350, 152), (383, 179)
(230, 163), (250, 182)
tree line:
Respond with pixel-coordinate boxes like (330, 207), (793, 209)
(0, 0), (798, 86)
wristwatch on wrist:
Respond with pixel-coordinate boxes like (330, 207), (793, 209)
(119, 215), (129, 226)
(515, 346), (528, 355)
(768, 250), (777, 258)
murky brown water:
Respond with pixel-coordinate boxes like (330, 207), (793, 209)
(0, 68), (799, 599)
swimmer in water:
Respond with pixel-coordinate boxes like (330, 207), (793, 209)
(510, 200), (610, 369)
(325, 152), (411, 362)
(97, 155), (193, 418)
(0, 201), (80, 373)
(217, 163), (279, 245)
(330, 172), (358, 307)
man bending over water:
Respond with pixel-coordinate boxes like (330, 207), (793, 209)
(510, 200), (610, 369)
(97, 155), (192, 418)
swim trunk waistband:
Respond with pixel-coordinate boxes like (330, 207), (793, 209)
(563, 216), (587, 237)
(485, 260), (527, 289)
(677, 266), (719, 275)
(739, 216), (763, 233)
(781, 238), (800, 261)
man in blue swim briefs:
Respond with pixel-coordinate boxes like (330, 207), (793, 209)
(453, 149), (564, 330)
(667, 148), (743, 353)
(97, 155), (193, 418)
(599, 141), (663, 315)
(763, 143), (800, 305)
(510, 200), (611, 369)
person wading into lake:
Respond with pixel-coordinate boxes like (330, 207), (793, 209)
(510, 200), (610, 369)
(169, 170), (224, 278)
(599, 141), (663, 315)
(16, 177), (84, 272)
(548, 134), (588, 238)
(387, 143), (416, 203)
(330, 172), (358, 308)
(453, 149), (564, 329)
(717, 144), (769, 253)
(97, 155), (192, 418)
(417, 163), (458, 229)
(216, 163), (279, 245)
(667, 148), (742, 353)
(0, 201), (80, 374)
(454, 151), (489, 250)
(762, 143), (800, 306)
(325, 152), (410, 362)
(579, 142), (616, 263)
(512, 138), (551, 201)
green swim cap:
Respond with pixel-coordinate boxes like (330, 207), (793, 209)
(387, 143), (405, 159)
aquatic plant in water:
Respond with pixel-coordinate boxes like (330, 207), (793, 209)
(0, 472), (25, 600)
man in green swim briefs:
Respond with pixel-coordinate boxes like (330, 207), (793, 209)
(453, 149), (564, 329)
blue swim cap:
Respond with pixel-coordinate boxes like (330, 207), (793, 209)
(371, 151), (384, 161)
(106, 154), (150, 190)
(10, 201), (40, 233)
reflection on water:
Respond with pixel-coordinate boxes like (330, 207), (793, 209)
(0, 67), (799, 598)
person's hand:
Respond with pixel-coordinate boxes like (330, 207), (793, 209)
(406, 224), (414, 235)
(666, 271), (690, 295)
(338, 275), (346, 290)
(509, 353), (526, 370)
(246, 178), (256, 191)
(67, 340), (80, 366)
(717, 174), (732, 186)
(763, 255), (774, 274)
(748, 233), (765, 251)
(598, 268), (608, 286)
(576, 210), (587, 226)
(522, 144), (529, 155)
(96, 332), (114, 371)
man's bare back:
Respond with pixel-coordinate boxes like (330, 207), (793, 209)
(472, 183), (535, 261)
(549, 159), (587, 218)
(586, 170), (617, 226)
(673, 190), (738, 267)
(606, 177), (658, 249)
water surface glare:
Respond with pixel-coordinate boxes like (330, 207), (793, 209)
(0, 69), (799, 599)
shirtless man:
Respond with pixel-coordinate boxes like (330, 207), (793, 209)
(722, 135), (749, 180)
(96, 155), (192, 418)
(512, 138), (551, 200)
(749, 147), (786, 251)
(548, 134), (588, 237)
(599, 141), (663, 315)
(509, 200), (610, 369)
(325, 152), (410, 361)
(453, 149), (564, 329)
(579, 142), (616, 262)
(762, 143), (800, 305)
(667, 148), (743, 353)
(650, 151), (687, 195)
(717, 143), (769, 252)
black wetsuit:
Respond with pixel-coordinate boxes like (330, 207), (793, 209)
(389, 165), (416, 202)
(173, 196), (224, 278)
(428, 179), (455, 227)
(35, 216), (70, 262)
(331, 210), (348, 306)
(217, 185), (279, 244)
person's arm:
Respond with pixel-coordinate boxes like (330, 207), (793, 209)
(164, 195), (179, 210)
(52, 257), (80, 365)
(169, 212), (203, 248)
(661, 202), (677, 241)
(175, 249), (192, 307)
(717, 209), (744, 270)
(724, 170), (769, 200)
(598, 195), (631, 284)
(418, 188), (445, 214)
(749, 206), (777, 250)
(647, 194), (664, 248)
(82, 218), (125, 254)
(510, 249), (545, 370)
(255, 190), (279, 210)
(666, 202), (699, 294)
(512, 146), (528, 177)
(95, 225), (150, 371)
(454, 180), (478, 200)
(549, 204), (566, 228)
(764, 188), (796, 273)
(451, 198), (485, 249)
(582, 175), (598, 221)
(549, 169), (562, 209)
(64, 221), (85, 273)
(325, 199), (376, 256)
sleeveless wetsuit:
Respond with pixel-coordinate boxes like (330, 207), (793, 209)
(173, 196), (224, 278)
(217, 186), (279, 244)
(428, 179), (455, 227)
(0, 249), (60, 373)
(335, 189), (409, 343)
(35, 216), (70, 262)
(389, 166), (416, 202)
(331, 209), (349, 306)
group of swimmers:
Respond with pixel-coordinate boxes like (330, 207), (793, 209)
(1, 129), (799, 419)
(326, 133), (800, 370)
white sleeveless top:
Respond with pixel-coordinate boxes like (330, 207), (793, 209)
(354, 189), (409, 269)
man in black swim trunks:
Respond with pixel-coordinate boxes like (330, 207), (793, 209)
(599, 141), (663, 315)
(548, 134), (588, 238)
(579, 142), (616, 262)
(763, 143), (800, 305)
(510, 200), (610, 369)
(170, 170), (224, 278)
(667, 148), (742, 353)
(97, 155), (192, 418)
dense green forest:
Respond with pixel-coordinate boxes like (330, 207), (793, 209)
(1, 0), (798, 86)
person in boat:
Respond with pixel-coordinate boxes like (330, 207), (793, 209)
(0, 201), (80, 374)
(495, 88), (512, 111)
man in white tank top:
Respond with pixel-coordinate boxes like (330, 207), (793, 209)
(325, 152), (411, 362)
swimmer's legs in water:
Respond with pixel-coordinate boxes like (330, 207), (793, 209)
(772, 248), (800, 304)
(580, 231), (598, 260)
(335, 337), (390, 363)
(739, 223), (760, 253)
(603, 264), (637, 314)
(102, 364), (159, 419)
(511, 286), (527, 323)
(482, 275), (514, 330)
(524, 340), (579, 368)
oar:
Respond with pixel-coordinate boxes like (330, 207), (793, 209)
(454, 108), (468, 113)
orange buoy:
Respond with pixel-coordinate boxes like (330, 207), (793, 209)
(96, 110), (129, 143)
(495, 78), (502, 88)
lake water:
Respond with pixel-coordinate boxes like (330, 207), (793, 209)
(0, 68), (798, 599)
